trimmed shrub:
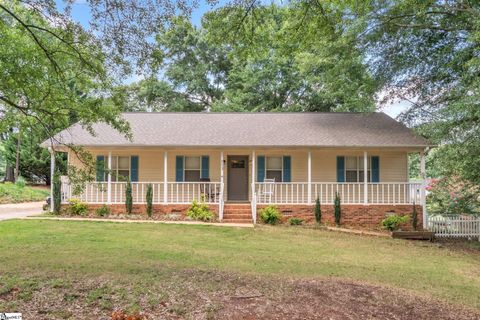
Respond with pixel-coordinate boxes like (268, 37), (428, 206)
(187, 200), (214, 222)
(95, 205), (110, 217)
(289, 217), (304, 225)
(412, 202), (418, 231)
(314, 197), (321, 224)
(69, 198), (88, 216)
(259, 205), (282, 225)
(146, 183), (153, 217)
(125, 179), (133, 214)
(15, 176), (26, 188)
(53, 171), (62, 215)
(382, 214), (410, 231)
(334, 192), (341, 226)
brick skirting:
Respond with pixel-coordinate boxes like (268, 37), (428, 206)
(258, 204), (423, 230)
(61, 204), (218, 219)
(61, 203), (422, 230)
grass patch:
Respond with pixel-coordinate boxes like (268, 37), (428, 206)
(0, 183), (49, 204)
(0, 220), (479, 316)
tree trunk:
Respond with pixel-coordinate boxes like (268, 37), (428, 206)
(4, 165), (14, 182)
(14, 126), (21, 181)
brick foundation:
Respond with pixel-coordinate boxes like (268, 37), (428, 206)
(61, 203), (218, 219)
(258, 204), (423, 230)
(61, 203), (422, 230)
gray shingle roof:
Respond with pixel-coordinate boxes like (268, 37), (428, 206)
(43, 112), (431, 148)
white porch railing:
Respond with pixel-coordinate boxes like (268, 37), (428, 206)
(428, 215), (480, 240)
(62, 181), (223, 204)
(63, 181), (422, 206)
(255, 182), (422, 205)
(166, 182), (222, 204)
(255, 182), (309, 204)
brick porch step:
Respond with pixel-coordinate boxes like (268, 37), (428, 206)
(223, 204), (253, 223)
(222, 218), (253, 224)
(222, 213), (252, 219)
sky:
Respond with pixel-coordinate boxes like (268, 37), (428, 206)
(57, 0), (408, 118)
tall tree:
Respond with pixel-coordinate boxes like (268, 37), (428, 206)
(125, 5), (378, 113)
(4, 128), (66, 184)
(1, 0), (200, 183)
(357, 0), (480, 184)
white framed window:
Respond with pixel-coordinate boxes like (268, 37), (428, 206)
(111, 156), (130, 181)
(345, 156), (371, 183)
(266, 156), (283, 182)
(98, 155), (131, 181)
(184, 156), (201, 182)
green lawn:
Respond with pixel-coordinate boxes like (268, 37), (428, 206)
(0, 183), (49, 204)
(0, 220), (479, 318)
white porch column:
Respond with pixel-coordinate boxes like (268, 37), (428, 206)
(49, 147), (55, 213)
(251, 150), (256, 197)
(251, 150), (256, 224)
(363, 151), (368, 205)
(219, 151), (224, 221)
(307, 151), (312, 204)
(220, 151), (224, 187)
(107, 151), (112, 204)
(163, 151), (168, 204)
(420, 149), (427, 228)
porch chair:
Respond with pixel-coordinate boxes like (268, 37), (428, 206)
(60, 175), (70, 202)
(260, 178), (276, 203)
(199, 178), (220, 202)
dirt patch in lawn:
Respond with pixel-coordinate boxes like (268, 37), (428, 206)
(1, 270), (478, 320)
(433, 238), (480, 254)
(220, 278), (480, 320)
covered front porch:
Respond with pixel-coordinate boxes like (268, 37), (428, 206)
(55, 147), (427, 224)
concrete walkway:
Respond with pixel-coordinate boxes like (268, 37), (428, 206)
(0, 201), (44, 221)
(22, 216), (254, 228)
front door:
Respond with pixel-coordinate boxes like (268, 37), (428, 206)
(227, 155), (249, 201)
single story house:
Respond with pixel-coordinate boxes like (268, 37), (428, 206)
(43, 112), (431, 228)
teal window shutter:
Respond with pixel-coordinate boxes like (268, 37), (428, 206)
(130, 156), (139, 181)
(337, 156), (345, 182)
(257, 156), (265, 182)
(176, 156), (184, 182)
(201, 156), (209, 179)
(371, 156), (380, 183)
(283, 156), (291, 182)
(96, 155), (105, 182)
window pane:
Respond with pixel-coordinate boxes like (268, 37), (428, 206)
(359, 157), (371, 169)
(111, 156), (118, 169)
(185, 170), (201, 182)
(359, 170), (372, 182)
(266, 170), (282, 182)
(267, 157), (282, 170)
(118, 170), (130, 181)
(346, 170), (358, 182)
(118, 156), (129, 170)
(231, 160), (245, 168)
(185, 157), (200, 170)
(346, 157), (357, 170)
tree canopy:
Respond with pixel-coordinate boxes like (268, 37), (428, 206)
(1, 0), (480, 193)
(357, 0), (480, 185)
(120, 5), (378, 112)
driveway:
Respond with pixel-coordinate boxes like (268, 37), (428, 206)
(0, 202), (44, 221)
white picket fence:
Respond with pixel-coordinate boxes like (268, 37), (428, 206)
(428, 215), (480, 241)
